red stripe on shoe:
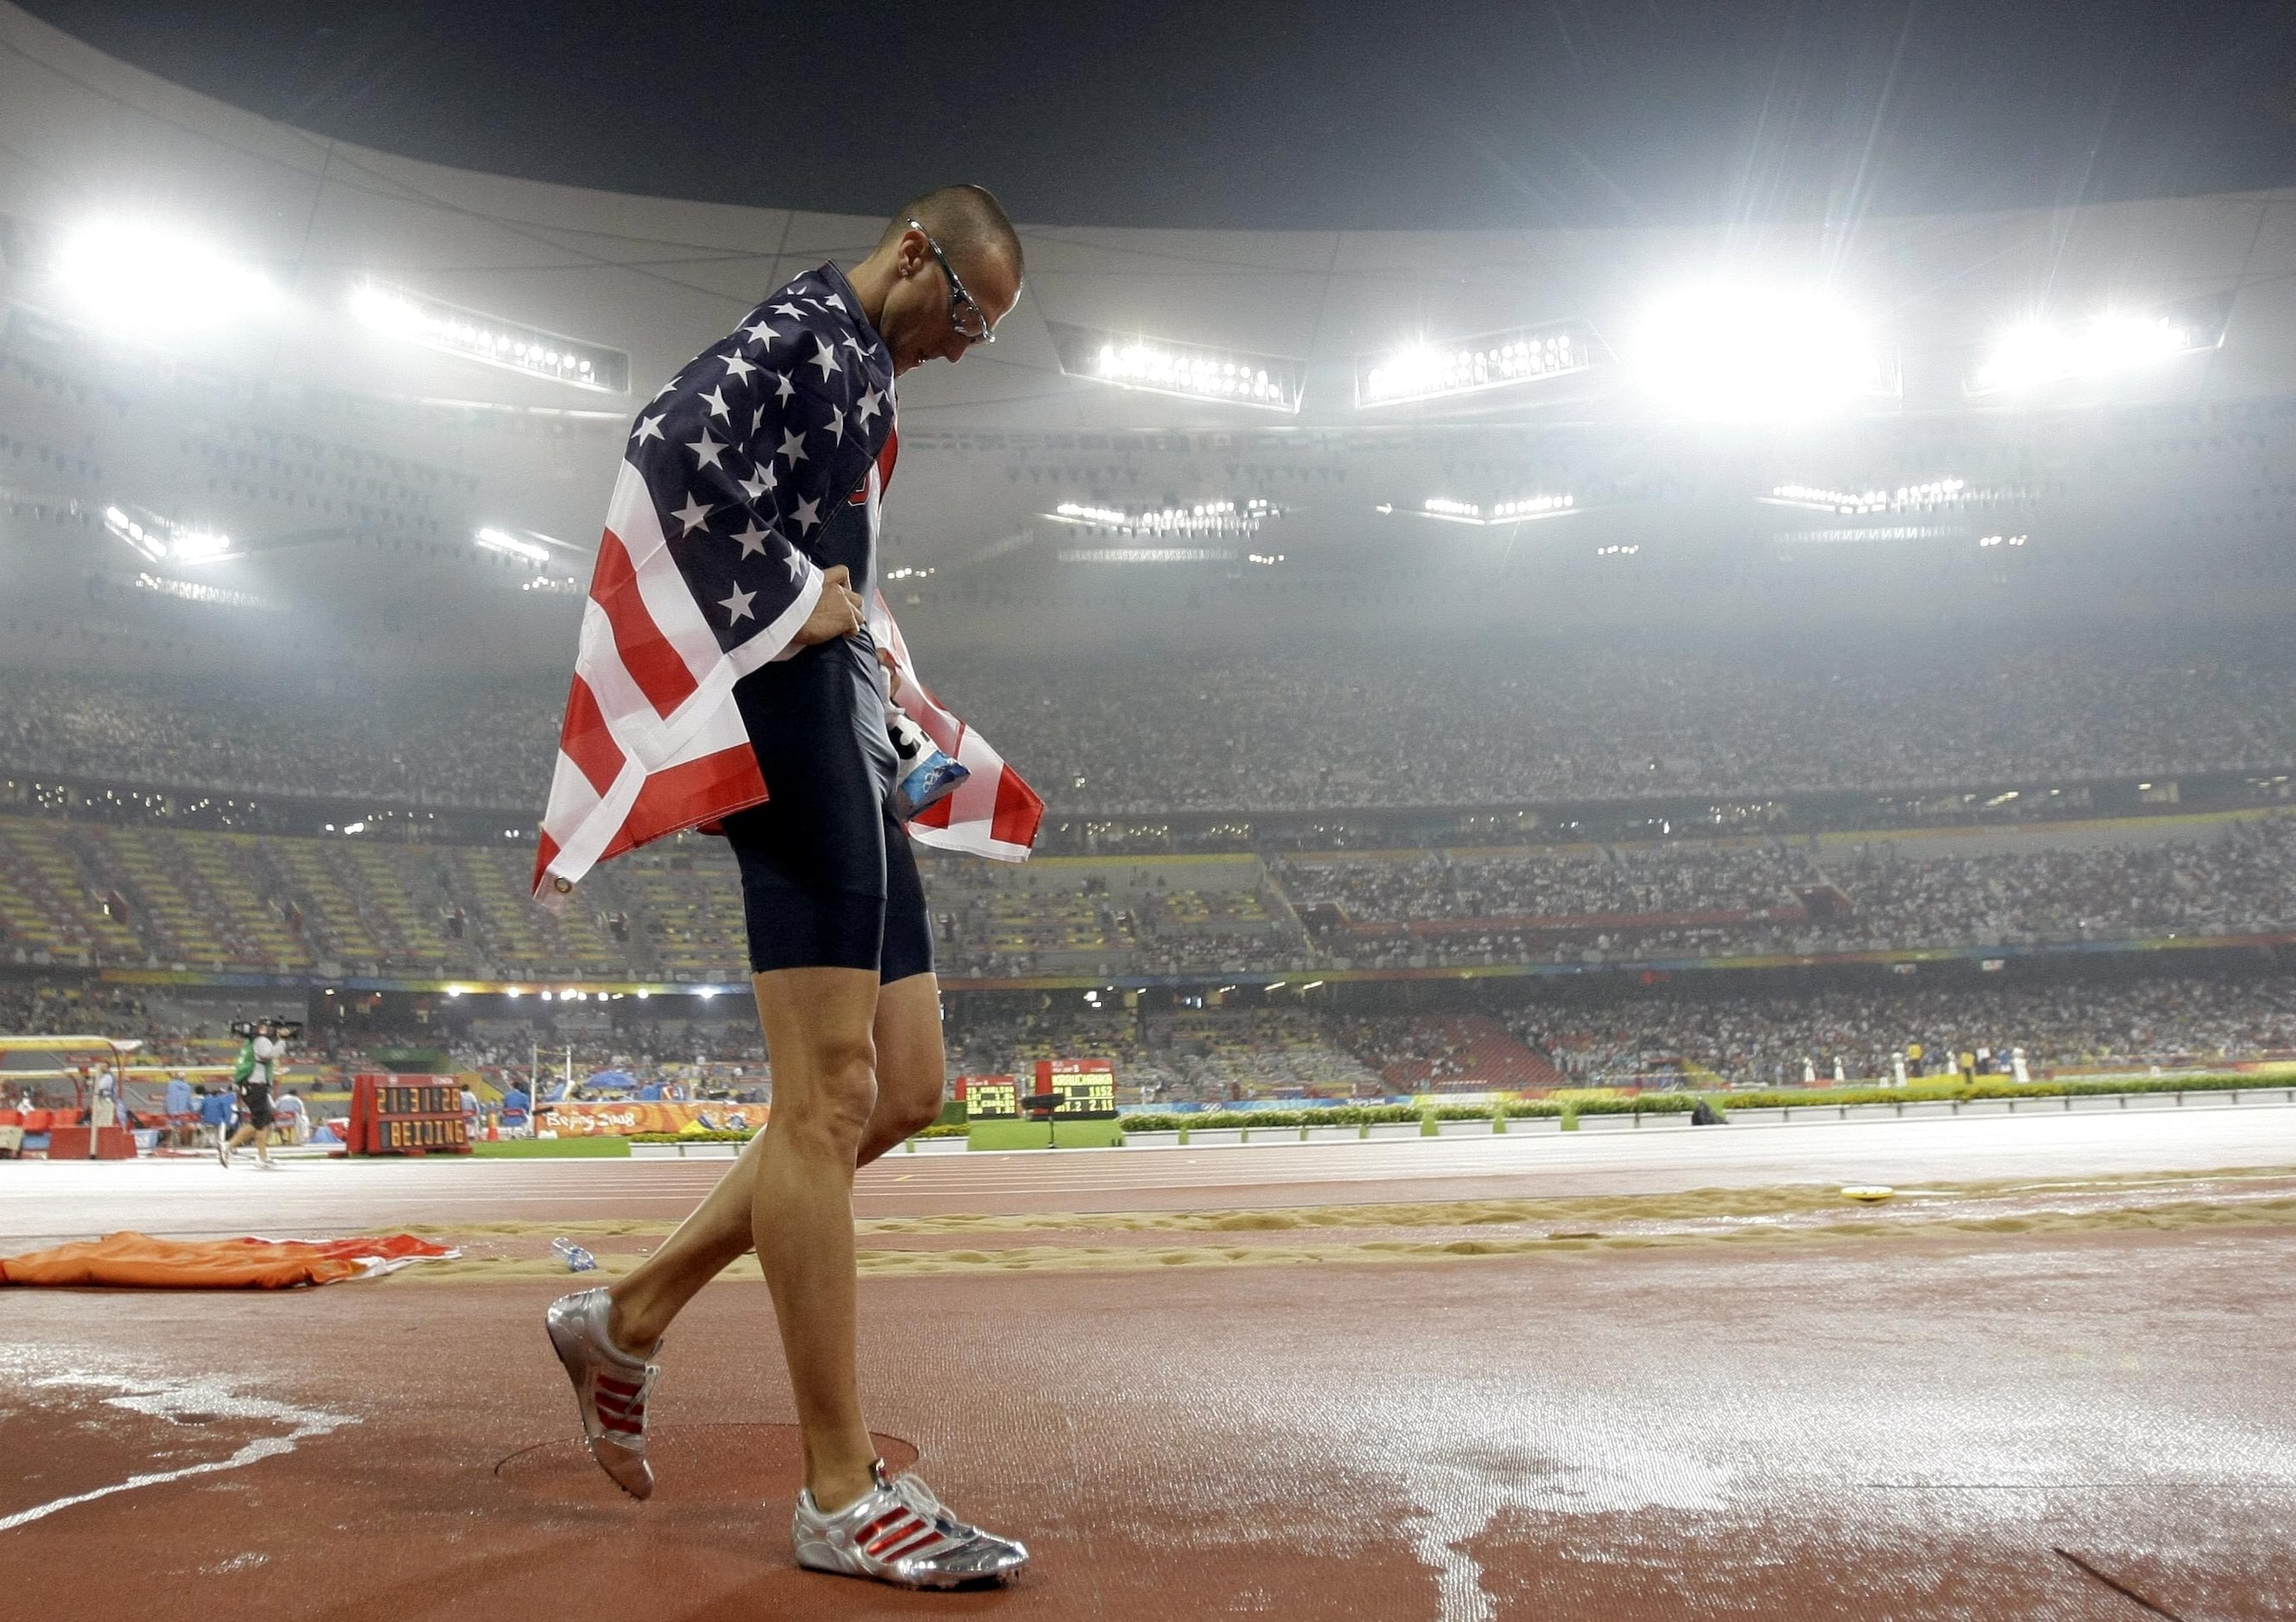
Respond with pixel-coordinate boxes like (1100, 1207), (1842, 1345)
(596, 1376), (643, 1395)
(877, 1527), (944, 1562)
(865, 1515), (924, 1555)
(855, 1510), (907, 1542)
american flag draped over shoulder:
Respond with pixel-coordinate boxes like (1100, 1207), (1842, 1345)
(532, 264), (1043, 900)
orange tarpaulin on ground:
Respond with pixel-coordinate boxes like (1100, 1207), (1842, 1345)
(0, 1231), (458, 1289)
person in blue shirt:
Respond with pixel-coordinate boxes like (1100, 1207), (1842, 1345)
(501, 1082), (531, 1134)
(196, 1085), (234, 1148)
(163, 1072), (194, 1149)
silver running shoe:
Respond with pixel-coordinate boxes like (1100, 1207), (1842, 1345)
(793, 1459), (1029, 1589)
(544, 1287), (659, 1499)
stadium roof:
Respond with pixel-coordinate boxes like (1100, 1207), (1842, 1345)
(16, 1), (2296, 234)
(3, 3), (2296, 670)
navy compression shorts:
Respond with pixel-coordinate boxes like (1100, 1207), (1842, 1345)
(719, 640), (934, 982)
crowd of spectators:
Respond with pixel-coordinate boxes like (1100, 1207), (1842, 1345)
(9, 970), (2294, 1104)
(1507, 973), (2296, 1087)
(1279, 842), (1807, 923)
(0, 671), (560, 809)
(927, 637), (2296, 812)
(10, 636), (2296, 819)
(1291, 818), (2296, 969)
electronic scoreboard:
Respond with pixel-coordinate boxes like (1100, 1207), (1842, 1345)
(344, 1074), (473, 1156)
(961, 1075), (1020, 1119)
(1034, 1060), (1118, 1118)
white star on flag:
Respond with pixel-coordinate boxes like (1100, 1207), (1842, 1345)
(533, 261), (1047, 909)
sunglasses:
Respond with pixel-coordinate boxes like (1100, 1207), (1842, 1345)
(910, 219), (998, 344)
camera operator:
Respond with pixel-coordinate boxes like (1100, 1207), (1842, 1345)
(220, 1018), (295, 1169)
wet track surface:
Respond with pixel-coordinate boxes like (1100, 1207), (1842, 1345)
(4, 1103), (2293, 1245)
(4, 1108), (2294, 1619)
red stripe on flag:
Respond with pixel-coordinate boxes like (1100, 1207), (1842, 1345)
(877, 425), (898, 491)
(599, 744), (768, 864)
(991, 765), (1046, 848)
(560, 676), (626, 796)
(532, 830), (561, 893)
(593, 528), (700, 719)
(909, 789), (956, 830)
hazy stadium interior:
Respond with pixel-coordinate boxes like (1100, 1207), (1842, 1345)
(6, 84), (2296, 1097)
(5, 4), (2296, 1616)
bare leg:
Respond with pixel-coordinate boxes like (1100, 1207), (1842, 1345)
(745, 966), (883, 1510)
(607, 973), (946, 1352)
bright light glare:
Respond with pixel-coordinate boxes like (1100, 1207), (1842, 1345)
(1357, 320), (1594, 409)
(1764, 478), (1967, 515)
(54, 219), (274, 332)
(1969, 311), (2199, 395)
(167, 529), (234, 563)
(105, 503), (234, 565)
(351, 279), (626, 392)
(475, 526), (551, 566)
(1048, 499), (1278, 538)
(1632, 286), (1891, 419)
(1413, 494), (1576, 527)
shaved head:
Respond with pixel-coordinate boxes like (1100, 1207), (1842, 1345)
(878, 184), (1024, 276)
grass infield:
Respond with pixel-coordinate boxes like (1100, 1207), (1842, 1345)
(471, 1136), (632, 1158)
(967, 1118), (1126, 1152)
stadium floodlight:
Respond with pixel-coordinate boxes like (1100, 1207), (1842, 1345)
(1394, 493), (1577, 527)
(474, 526), (552, 566)
(1047, 322), (1305, 414)
(105, 503), (238, 565)
(52, 219), (276, 333)
(1056, 546), (1236, 564)
(1046, 498), (1280, 538)
(351, 280), (631, 394)
(1760, 478), (1969, 515)
(1964, 293), (2229, 396)
(1355, 319), (1598, 409)
(132, 572), (276, 610)
(1769, 524), (1962, 544)
(1630, 284), (1895, 419)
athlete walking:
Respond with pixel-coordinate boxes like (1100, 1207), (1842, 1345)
(544, 186), (1029, 1589)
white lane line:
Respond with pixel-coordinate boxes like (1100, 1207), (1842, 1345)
(0, 1374), (358, 1533)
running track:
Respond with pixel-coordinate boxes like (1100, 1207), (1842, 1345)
(3, 1101), (2292, 1245)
